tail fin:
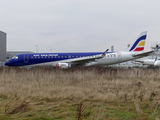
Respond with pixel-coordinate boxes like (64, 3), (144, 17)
(155, 56), (158, 61)
(128, 31), (147, 52)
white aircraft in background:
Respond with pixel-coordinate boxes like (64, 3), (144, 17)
(134, 56), (160, 66)
(5, 31), (153, 68)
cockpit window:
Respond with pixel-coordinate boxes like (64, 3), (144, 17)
(12, 56), (18, 59)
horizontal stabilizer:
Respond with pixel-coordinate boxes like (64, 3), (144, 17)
(132, 50), (153, 57)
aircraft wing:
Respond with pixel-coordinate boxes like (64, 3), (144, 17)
(67, 49), (109, 66)
(132, 50), (154, 57)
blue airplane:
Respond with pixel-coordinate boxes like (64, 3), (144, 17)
(5, 31), (153, 68)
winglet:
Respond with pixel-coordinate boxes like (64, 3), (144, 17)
(102, 49), (109, 57)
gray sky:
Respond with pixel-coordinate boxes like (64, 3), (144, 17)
(1, 0), (160, 53)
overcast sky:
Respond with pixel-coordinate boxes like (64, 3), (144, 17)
(0, 0), (160, 53)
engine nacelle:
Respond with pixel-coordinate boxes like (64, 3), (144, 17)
(55, 63), (70, 68)
(143, 60), (155, 65)
(154, 61), (160, 66)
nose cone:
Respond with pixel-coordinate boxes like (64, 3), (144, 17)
(5, 61), (11, 66)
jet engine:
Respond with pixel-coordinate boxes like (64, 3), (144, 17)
(55, 63), (70, 68)
(154, 61), (160, 66)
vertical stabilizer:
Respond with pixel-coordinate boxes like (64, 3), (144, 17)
(128, 31), (147, 52)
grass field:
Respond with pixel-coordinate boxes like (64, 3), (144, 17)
(0, 67), (160, 120)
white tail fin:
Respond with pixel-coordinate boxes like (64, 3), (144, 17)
(126, 31), (147, 52)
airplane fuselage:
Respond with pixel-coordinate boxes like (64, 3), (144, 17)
(137, 59), (160, 66)
(5, 31), (153, 68)
(5, 51), (142, 67)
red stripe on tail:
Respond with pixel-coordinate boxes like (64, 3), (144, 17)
(134, 47), (144, 51)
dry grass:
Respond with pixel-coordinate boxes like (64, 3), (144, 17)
(0, 67), (159, 102)
(0, 67), (160, 119)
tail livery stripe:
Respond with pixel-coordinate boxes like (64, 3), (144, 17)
(129, 34), (147, 51)
(134, 47), (144, 51)
(138, 41), (145, 46)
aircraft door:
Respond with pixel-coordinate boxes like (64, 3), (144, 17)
(24, 54), (29, 63)
(117, 52), (122, 61)
(68, 55), (71, 59)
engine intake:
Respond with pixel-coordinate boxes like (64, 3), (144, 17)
(55, 63), (70, 68)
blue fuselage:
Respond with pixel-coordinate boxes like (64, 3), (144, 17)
(5, 52), (103, 66)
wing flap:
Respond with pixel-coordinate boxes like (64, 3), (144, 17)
(68, 56), (100, 66)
